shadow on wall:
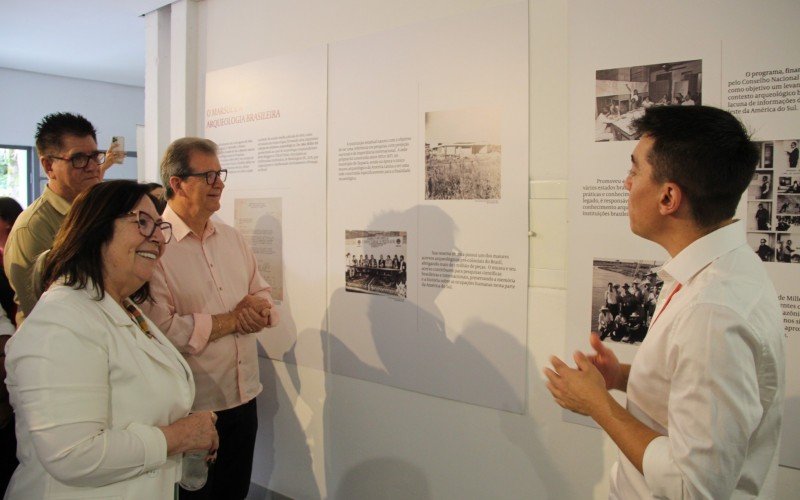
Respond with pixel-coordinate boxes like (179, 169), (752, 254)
(249, 203), (324, 497)
(781, 395), (800, 467)
(252, 355), (321, 499)
(320, 206), (600, 498)
(336, 458), (430, 499)
(255, 205), (606, 498)
(324, 206), (524, 410)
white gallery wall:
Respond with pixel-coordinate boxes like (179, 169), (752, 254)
(0, 68), (142, 183)
(145, 0), (800, 498)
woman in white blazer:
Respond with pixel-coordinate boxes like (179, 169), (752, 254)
(4, 181), (218, 499)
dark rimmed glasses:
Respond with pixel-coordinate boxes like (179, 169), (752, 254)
(181, 169), (227, 185)
(48, 151), (106, 169)
(122, 211), (173, 243)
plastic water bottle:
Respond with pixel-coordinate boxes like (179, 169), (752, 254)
(180, 450), (208, 491)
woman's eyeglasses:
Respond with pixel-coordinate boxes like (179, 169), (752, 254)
(121, 211), (172, 243)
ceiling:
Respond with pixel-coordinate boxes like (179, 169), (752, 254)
(0, 0), (156, 87)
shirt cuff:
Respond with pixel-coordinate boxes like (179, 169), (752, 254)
(267, 307), (280, 327)
(642, 435), (682, 498)
(186, 313), (212, 354)
(127, 422), (167, 472)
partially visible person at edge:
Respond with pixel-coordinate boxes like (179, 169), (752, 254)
(545, 105), (785, 498)
(3, 112), (123, 325)
(0, 196), (22, 496)
(141, 137), (277, 500)
(146, 182), (167, 214)
(4, 180), (218, 499)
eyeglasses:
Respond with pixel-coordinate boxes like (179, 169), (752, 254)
(48, 151), (106, 169)
(121, 211), (173, 243)
(181, 169), (227, 185)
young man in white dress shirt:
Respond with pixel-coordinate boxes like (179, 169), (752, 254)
(545, 105), (785, 498)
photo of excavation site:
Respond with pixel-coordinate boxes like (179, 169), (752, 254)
(425, 108), (501, 200)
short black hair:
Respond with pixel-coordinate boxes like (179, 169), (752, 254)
(42, 180), (156, 303)
(0, 197), (23, 226)
(34, 112), (97, 156)
(632, 106), (758, 228)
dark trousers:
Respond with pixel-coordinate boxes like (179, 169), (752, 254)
(180, 398), (258, 500)
(0, 415), (17, 497)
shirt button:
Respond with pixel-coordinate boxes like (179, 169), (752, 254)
(238, 361), (242, 365)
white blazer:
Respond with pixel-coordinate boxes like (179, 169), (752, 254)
(4, 283), (194, 499)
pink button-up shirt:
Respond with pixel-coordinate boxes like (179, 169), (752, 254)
(142, 205), (276, 412)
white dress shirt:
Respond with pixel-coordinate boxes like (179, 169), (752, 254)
(610, 220), (785, 499)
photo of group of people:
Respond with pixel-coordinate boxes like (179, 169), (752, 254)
(345, 230), (408, 298)
(595, 59), (702, 142)
(425, 108), (502, 200)
(590, 259), (665, 345)
(747, 138), (800, 263)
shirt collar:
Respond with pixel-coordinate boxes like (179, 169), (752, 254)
(162, 204), (216, 242)
(42, 184), (72, 215)
(659, 219), (746, 285)
(52, 281), (133, 327)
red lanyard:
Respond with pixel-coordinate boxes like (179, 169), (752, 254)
(650, 282), (682, 327)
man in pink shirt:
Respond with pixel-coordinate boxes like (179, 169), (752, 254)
(143, 137), (277, 500)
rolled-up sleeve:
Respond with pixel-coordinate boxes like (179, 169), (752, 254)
(642, 303), (762, 498)
(145, 260), (213, 354)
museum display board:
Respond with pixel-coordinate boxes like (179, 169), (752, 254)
(566, 0), (800, 468)
(206, 45), (328, 369)
(205, 2), (529, 413)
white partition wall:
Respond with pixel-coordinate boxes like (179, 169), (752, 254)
(0, 68), (143, 187)
(145, 0), (800, 498)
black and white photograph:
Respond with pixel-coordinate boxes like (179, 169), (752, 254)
(787, 140), (799, 171)
(758, 141), (773, 170)
(595, 59), (702, 142)
(748, 171), (773, 200)
(425, 108), (501, 200)
(748, 232), (776, 263)
(758, 139), (799, 172)
(749, 200), (773, 231)
(777, 194), (800, 215)
(778, 176), (800, 194)
(776, 215), (800, 232)
(776, 233), (800, 263)
(590, 258), (664, 345)
(345, 230), (407, 298)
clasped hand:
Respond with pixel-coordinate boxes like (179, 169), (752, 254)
(234, 295), (273, 334)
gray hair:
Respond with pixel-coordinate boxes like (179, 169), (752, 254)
(160, 137), (218, 199)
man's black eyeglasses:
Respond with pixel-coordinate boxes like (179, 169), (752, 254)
(48, 152), (106, 170)
(181, 169), (227, 185)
